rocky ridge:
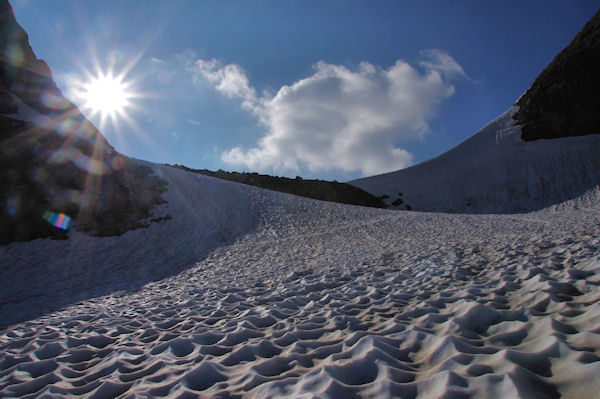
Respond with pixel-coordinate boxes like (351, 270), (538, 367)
(514, 8), (600, 140)
(0, 0), (167, 244)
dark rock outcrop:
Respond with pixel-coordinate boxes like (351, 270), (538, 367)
(170, 165), (388, 209)
(0, 1), (78, 115)
(0, 0), (167, 245)
(514, 9), (600, 141)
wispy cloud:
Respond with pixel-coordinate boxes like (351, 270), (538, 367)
(192, 59), (258, 113)
(189, 50), (464, 176)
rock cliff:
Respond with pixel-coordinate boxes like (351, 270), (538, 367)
(514, 9), (600, 140)
(0, 0), (167, 244)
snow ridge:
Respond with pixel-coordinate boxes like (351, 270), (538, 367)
(350, 107), (600, 213)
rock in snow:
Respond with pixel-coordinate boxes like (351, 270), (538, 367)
(1, 2), (600, 399)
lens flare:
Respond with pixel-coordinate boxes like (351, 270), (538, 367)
(6, 197), (18, 215)
(111, 156), (125, 170)
(43, 211), (71, 230)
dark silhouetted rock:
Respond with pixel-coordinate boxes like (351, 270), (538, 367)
(0, 0), (168, 245)
(0, 0), (73, 115)
(171, 165), (388, 209)
(514, 9), (600, 141)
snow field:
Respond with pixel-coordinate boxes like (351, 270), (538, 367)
(1, 164), (600, 398)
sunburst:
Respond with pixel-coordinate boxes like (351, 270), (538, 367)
(81, 72), (131, 118)
(70, 68), (135, 129)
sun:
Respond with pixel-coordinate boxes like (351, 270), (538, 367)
(68, 67), (140, 132)
(81, 73), (131, 118)
(67, 65), (148, 146)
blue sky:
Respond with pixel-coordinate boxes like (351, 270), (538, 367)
(11, 0), (599, 181)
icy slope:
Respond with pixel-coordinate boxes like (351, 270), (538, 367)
(349, 108), (600, 213)
(0, 161), (393, 327)
(1, 163), (600, 398)
(0, 163), (262, 327)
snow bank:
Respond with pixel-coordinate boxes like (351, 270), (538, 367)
(350, 107), (600, 213)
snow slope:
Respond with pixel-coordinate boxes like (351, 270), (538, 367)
(349, 107), (600, 213)
(0, 162), (264, 327)
(2, 162), (600, 398)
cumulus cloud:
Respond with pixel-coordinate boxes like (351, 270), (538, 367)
(191, 59), (258, 113)
(189, 50), (464, 176)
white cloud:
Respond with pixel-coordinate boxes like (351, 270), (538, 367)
(419, 49), (465, 79)
(189, 50), (464, 177)
(191, 59), (258, 113)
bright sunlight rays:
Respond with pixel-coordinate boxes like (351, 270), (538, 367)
(69, 67), (138, 128)
(82, 73), (131, 117)
(69, 67), (149, 151)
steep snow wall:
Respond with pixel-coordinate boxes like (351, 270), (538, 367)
(349, 108), (600, 213)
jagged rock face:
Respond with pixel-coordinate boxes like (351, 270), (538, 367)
(0, 1), (73, 115)
(0, 0), (167, 244)
(514, 9), (600, 141)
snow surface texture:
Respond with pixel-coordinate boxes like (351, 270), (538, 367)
(349, 107), (600, 213)
(1, 163), (600, 398)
